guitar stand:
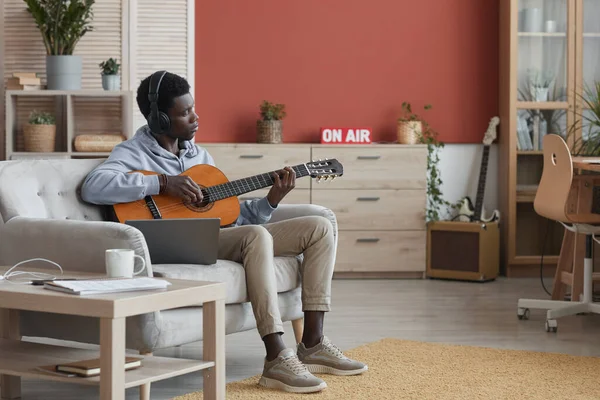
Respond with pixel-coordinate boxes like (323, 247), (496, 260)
(517, 225), (600, 333)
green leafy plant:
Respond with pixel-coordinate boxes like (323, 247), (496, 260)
(398, 101), (430, 122)
(28, 110), (55, 125)
(259, 100), (287, 121)
(23, 0), (95, 55)
(99, 58), (120, 75)
(567, 82), (600, 156)
(400, 102), (457, 222)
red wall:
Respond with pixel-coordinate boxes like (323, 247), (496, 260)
(195, 1), (499, 144)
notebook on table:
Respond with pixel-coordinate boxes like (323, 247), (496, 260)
(43, 277), (171, 296)
(39, 356), (143, 377)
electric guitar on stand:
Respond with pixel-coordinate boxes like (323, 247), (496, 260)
(457, 117), (501, 223)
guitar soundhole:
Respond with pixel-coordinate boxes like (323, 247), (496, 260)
(183, 186), (214, 213)
(184, 199), (214, 212)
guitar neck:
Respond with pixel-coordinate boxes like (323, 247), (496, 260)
(203, 164), (310, 201)
(473, 145), (490, 220)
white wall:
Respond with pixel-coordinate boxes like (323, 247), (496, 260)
(437, 143), (499, 219)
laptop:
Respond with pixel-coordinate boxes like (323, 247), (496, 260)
(125, 218), (221, 265)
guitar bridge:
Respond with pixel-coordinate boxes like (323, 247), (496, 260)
(144, 196), (162, 219)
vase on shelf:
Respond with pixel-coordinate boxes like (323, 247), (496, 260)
(257, 120), (283, 143)
(532, 86), (549, 102)
(102, 74), (120, 90)
(23, 123), (56, 152)
(397, 120), (422, 144)
(46, 55), (82, 90)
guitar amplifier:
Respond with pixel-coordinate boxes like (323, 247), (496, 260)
(426, 220), (499, 282)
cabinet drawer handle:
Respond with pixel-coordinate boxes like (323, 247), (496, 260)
(357, 238), (380, 243)
(357, 155), (381, 160)
(356, 197), (380, 201)
(239, 155), (264, 159)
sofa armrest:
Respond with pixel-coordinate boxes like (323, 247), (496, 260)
(0, 217), (152, 276)
(269, 204), (338, 238)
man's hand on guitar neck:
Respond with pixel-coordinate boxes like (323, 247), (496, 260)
(266, 166), (296, 207)
(161, 175), (204, 204)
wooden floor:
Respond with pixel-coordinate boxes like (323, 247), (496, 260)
(14, 277), (600, 399)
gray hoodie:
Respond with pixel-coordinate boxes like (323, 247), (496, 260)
(81, 125), (276, 226)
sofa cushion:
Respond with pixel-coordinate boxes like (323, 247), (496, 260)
(152, 256), (302, 305)
(0, 159), (106, 222)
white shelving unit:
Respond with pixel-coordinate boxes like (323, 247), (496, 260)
(5, 90), (134, 160)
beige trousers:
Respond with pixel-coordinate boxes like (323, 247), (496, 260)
(218, 215), (335, 338)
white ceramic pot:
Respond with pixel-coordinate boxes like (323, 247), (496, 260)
(102, 74), (121, 91)
(533, 87), (549, 102)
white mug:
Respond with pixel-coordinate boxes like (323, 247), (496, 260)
(105, 249), (146, 278)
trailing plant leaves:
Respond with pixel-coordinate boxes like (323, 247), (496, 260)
(399, 103), (457, 222)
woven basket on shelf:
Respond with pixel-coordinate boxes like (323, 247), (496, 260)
(73, 134), (126, 152)
(23, 123), (56, 152)
(257, 120), (283, 144)
(397, 120), (422, 145)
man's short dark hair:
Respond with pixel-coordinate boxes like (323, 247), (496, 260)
(136, 71), (191, 119)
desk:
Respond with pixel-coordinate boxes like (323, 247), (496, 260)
(573, 157), (600, 171)
(0, 269), (226, 400)
(552, 157), (600, 301)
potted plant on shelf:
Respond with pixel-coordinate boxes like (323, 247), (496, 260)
(398, 102), (456, 222)
(23, 0), (95, 90)
(397, 102), (430, 145)
(23, 110), (56, 152)
(257, 100), (286, 143)
(527, 69), (555, 102)
(99, 58), (121, 90)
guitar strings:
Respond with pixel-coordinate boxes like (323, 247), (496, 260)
(149, 166), (308, 213)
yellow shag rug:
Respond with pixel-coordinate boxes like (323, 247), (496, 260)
(173, 338), (600, 400)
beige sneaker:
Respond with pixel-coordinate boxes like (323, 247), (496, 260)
(258, 348), (327, 393)
(297, 336), (368, 376)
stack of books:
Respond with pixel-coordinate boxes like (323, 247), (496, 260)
(6, 72), (45, 90)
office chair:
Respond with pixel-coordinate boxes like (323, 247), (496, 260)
(517, 134), (600, 332)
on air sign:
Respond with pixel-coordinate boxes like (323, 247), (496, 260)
(320, 127), (372, 144)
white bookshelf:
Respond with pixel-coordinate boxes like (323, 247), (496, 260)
(5, 90), (133, 160)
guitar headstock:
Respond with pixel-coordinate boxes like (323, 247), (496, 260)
(305, 159), (344, 183)
(483, 116), (500, 145)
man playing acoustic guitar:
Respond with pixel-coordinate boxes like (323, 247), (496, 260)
(81, 70), (367, 393)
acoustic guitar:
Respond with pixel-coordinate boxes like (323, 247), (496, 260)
(112, 159), (343, 226)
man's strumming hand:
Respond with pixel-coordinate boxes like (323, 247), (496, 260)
(266, 166), (296, 207)
(163, 175), (204, 204)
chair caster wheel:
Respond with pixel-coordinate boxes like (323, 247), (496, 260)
(545, 320), (557, 333)
(517, 308), (530, 320)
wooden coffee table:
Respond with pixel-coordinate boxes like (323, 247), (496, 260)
(0, 268), (226, 400)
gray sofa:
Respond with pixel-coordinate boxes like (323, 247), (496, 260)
(0, 158), (338, 354)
